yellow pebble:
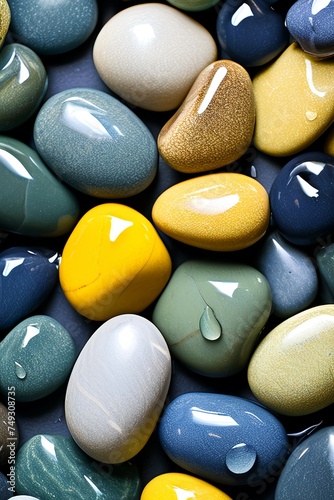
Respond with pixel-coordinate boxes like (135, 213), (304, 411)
(59, 203), (172, 321)
(152, 172), (270, 252)
(248, 304), (334, 416)
(0, 0), (10, 47)
(158, 60), (255, 173)
(253, 42), (334, 156)
(141, 472), (232, 500)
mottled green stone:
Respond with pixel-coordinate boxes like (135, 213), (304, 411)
(152, 260), (272, 377)
(0, 135), (80, 237)
(0, 401), (18, 466)
(0, 43), (47, 130)
(16, 434), (141, 499)
(0, 0), (10, 47)
(0, 315), (76, 402)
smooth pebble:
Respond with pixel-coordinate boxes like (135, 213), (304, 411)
(152, 172), (270, 251)
(166, 0), (220, 10)
(93, 3), (217, 111)
(65, 314), (171, 464)
(158, 60), (255, 173)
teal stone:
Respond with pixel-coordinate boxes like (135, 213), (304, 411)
(0, 44), (47, 130)
(33, 88), (158, 198)
(0, 315), (76, 402)
(15, 434), (141, 499)
(7, 0), (98, 56)
(316, 242), (334, 303)
(0, 136), (80, 237)
(152, 260), (272, 377)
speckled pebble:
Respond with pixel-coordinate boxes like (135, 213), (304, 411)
(158, 60), (255, 173)
(33, 88), (158, 198)
(0, 0), (10, 48)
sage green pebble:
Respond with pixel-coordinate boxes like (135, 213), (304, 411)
(15, 434), (141, 499)
(0, 135), (80, 237)
(0, 44), (47, 130)
(0, 0), (10, 48)
(0, 401), (18, 465)
(0, 315), (76, 402)
(152, 260), (272, 377)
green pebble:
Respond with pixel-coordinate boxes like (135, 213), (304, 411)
(0, 315), (76, 402)
(166, 0), (220, 10)
(16, 434), (141, 499)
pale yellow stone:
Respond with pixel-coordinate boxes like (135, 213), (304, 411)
(253, 42), (334, 156)
(248, 305), (334, 416)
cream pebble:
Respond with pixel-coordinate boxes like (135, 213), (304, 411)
(93, 3), (217, 111)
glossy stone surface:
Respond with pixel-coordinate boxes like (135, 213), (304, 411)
(0, 247), (59, 331)
(34, 88), (158, 198)
(141, 472), (232, 499)
(158, 60), (255, 173)
(152, 173), (270, 251)
(0, 0), (10, 48)
(248, 304), (334, 416)
(152, 260), (272, 377)
(7, 0), (98, 55)
(316, 242), (334, 302)
(275, 426), (334, 500)
(0, 136), (79, 237)
(93, 3), (217, 111)
(216, 0), (289, 67)
(59, 203), (171, 321)
(286, 0), (334, 58)
(0, 44), (47, 130)
(166, 0), (220, 10)
(159, 392), (288, 485)
(15, 434), (141, 499)
(0, 315), (76, 402)
(270, 152), (334, 245)
(255, 230), (318, 318)
(0, 401), (18, 466)
(253, 42), (334, 156)
(65, 314), (171, 464)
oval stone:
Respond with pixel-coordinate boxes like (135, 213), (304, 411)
(33, 88), (158, 198)
(0, 0), (10, 48)
(7, 0), (98, 55)
(65, 314), (171, 464)
(0, 136), (80, 237)
(159, 392), (289, 485)
(15, 434), (141, 499)
(0, 44), (47, 131)
(93, 3), (217, 111)
(248, 305), (334, 416)
(0, 315), (76, 402)
(253, 42), (334, 156)
(270, 152), (334, 245)
(255, 230), (318, 318)
(158, 60), (255, 173)
(275, 426), (334, 500)
(0, 247), (59, 331)
(152, 172), (270, 251)
(152, 260), (272, 377)
(59, 203), (172, 321)
(141, 472), (232, 499)
(0, 401), (18, 465)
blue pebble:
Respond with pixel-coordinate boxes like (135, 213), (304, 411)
(33, 88), (158, 198)
(7, 0), (98, 56)
(255, 230), (318, 318)
(0, 247), (59, 331)
(159, 392), (289, 486)
(216, 0), (289, 67)
(270, 152), (334, 245)
(286, 0), (334, 58)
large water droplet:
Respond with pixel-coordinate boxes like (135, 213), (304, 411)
(15, 361), (26, 380)
(226, 443), (257, 474)
(199, 305), (222, 341)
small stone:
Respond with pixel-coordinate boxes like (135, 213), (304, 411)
(248, 304), (334, 416)
(0, 315), (76, 402)
(33, 88), (158, 198)
(253, 42), (334, 155)
(0, 0), (10, 48)
(93, 3), (217, 111)
(158, 60), (255, 173)
(0, 401), (18, 466)
(65, 314), (171, 464)
(152, 172), (270, 251)
(59, 203), (172, 321)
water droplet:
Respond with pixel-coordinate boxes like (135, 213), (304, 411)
(15, 361), (26, 380)
(306, 111), (317, 121)
(226, 443), (257, 474)
(199, 305), (222, 341)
